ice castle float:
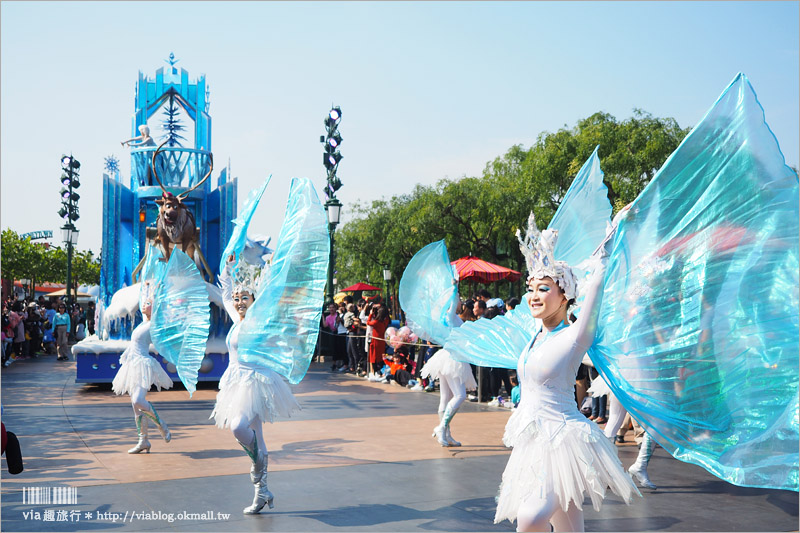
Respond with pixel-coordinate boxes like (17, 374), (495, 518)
(73, 55), (236, 383)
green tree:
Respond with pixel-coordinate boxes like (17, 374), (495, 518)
(2, 229), (101, 293)
(335, 109), (689, 300)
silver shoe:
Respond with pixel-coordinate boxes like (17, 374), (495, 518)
(629, 463), (657, 489)
(238, 431), (275, 514)
(432, 425), (449, 447)
(243, 451), (274, 514)
(444, 426), (461, 447)
(128, 414), (151, 454)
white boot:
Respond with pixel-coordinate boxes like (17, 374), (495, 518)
(128, 414), (151, 454)
(238, 431), (275, 514)
(629, 433), (657, 489)
(143, 402), (171, 442)
(444, 425), (461, 447)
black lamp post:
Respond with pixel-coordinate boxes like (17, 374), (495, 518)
(382, 265), (392, 315)
(321, 106), (344, 304)
(325, 198), (342, 303)
(58, 155), (81, 309)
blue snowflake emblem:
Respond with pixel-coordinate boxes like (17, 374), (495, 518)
(104, 155), (120, 174)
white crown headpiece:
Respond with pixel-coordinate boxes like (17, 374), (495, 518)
(233, 261), (269, 298)
(138, 280), (155, 315)
(516, 212), (578, 301)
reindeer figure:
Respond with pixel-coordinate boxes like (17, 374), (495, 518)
(132, 141), (214, 282)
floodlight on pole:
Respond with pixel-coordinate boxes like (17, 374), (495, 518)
(58, 153), (80, 309)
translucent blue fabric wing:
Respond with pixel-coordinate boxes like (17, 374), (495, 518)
(442, 149), (611, 366)
(219, 175), (272, 277)
(445, 304), (538, 369)
(238, 178), (330, 384)
(398, 240), (460, 346)
(591, 73), (799, 491)
(150, 248), (211, 397)
(550, 145), (613, 267)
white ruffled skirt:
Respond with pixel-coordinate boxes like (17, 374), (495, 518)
(420, 349), (478, 390)
(210, 363), (301, 427)
(588, 374), (613, 398)
(112, 352), (173, 395)
(494, 407), (640, 524)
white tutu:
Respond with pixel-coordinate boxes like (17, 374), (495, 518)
(111, 349), (173, 395)
(210, 363), (301, 427)
(494, 406), (639, 523)
(588, 374), (613, 398)
(420, 349), (478, 390)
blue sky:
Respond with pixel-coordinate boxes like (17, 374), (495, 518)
(2, 1), (798, 254)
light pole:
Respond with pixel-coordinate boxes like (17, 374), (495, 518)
(58, 154), (81, 309)
(19, 279), (30, 299)
(382, 265), (392, 315)
(61, 226), (79, 309)
(325, 199), (342, 304)
(321, 106), (343, 304)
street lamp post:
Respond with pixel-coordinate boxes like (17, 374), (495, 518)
(325, 198), (342, 304)
(382, 265), (392, 315)
(61, 226), (79, 309)
(321, 106), (344, 304)
(58, 154), (81, 309)
(19, 279), (30, 299)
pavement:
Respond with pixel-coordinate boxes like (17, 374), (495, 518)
(1, 353), (797, 532)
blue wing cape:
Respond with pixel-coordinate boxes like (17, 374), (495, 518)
(444, 148), (613, 367)
(219, 175), (271, 277)
(591, 73), (799, 491)
(398, 240), (461, 346)
(150, 248), (211, 396)
(237, 178), (330, 384)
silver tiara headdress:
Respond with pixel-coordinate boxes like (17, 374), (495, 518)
(233, 261), (269, 297)
(138, 280), (155, 314)
(516, 212), (578, 301)
(230, 234), (274, 297)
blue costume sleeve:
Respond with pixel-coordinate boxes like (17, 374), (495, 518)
(218, 175), (271, 277)
(150, 248), (211, 397)
(591, 73), (799, 491)
(237, 178), (330, 384)
(398, 240), (461, 346)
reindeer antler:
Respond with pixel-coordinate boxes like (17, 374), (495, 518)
(177, 153), (213, 201)
(151, 141), (214, 201)
(151, 140), (170, 193)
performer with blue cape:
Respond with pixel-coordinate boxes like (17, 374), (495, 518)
(210, 176), (329, 515)
(400, 147), (611, 450)
(410, 74), (798, 531)
(398, 240), (477, 448)
(112, 245), (211, 455)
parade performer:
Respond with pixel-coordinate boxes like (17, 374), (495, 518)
(210, 176), (329, 514)
(113, 246), (210, 455)
(111, 282), (174, 454)
(399, 241), (477, 448)
(440, 73), (798, 530)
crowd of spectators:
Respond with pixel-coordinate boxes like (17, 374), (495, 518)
(316, 286), (612, 428)
(1, 295), (95, 367)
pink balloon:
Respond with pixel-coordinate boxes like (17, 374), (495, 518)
(385, 327), (398, 338)
(398, 326), (412, 337)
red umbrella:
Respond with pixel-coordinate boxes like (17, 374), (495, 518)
(451, 256), (522, 283)
(341, 282), (383, 292)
